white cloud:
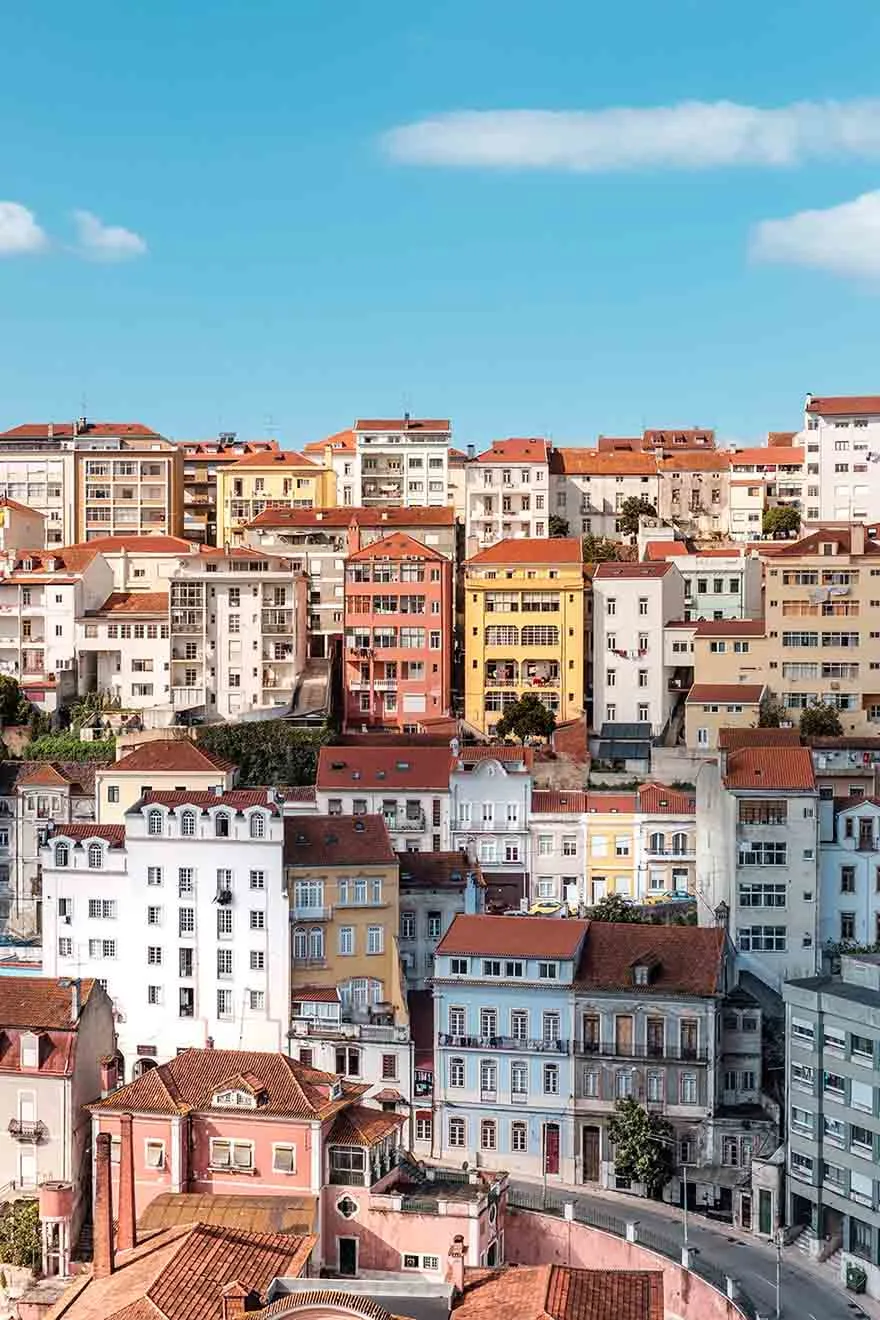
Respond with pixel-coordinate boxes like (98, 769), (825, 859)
(750, 190), (880, 279)
(0, 202), (48, 255)
(383, 99), (880, 171)
(72, 209), (147, 261)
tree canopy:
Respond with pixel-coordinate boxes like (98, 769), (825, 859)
(197, 721), (330, 785)
(588, 893), (642, 923)
(0, 676), (35, 727)
(24, 733), (116, 763)
(582, 535), (622, 563)
(758, 692), (786, 728)
(762, 505), (801, 538)
(494, 693), (556, 744)
(607, 1098), (675, 1198)
(618, 497), (657, 538)
(548, 515), (570, 538)
(799, 701), (843, 737)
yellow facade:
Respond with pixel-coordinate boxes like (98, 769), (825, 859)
(95, 762), (235, 824)
(216, 453), (335, 545)
(584, 807), (637, 903)
(464, 538), (585, 736)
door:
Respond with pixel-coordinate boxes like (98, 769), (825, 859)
(544, 1123), (560, 1175)
(741, 1193), (752, 1231)
(19, 1148), (37, 1189)
(615, 1015), (633, 1057)
(582, 1126), (600, 1182)
(338, 1236), (358, 1276)
(759, 1188), (773, 1236)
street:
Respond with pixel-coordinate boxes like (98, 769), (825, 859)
(511, 1180), (873, 1320)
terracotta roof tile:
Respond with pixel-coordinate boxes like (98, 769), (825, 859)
(531, 790), (588, 813)
(284, 815), (395, 866)
(111, 741), (235, 775)
(760, 527), (880, 558)
(466, 537), (582, 567)
(89, 591), (168, 616)
(550, 448), (657, 476)
(346, 531), (447, 562)
(455, 745), (534, 767)
(694, 618), (766, 636)
(0, 760), (97, 796)
(137, 1193), (317, 1238)
(717, 727), (801, 750)
(0, 976), (97, 1030)
(246, 505), (455, 530)
(584, 793), (638, 814)
(16, 763), (73, 787)
(0, 497), (43, 515)
(292, 986), (341, 1004)
(644, 541), (689, 559)
(593, 562), (671, 579)
(302, 428), (356, 455)
(227, 450), (316, 468)
(436, 914), (589, 960)
(326, 1104), (405, 1146)
(475, 437), (550, 464)
(91, 1047), (360, 1119)
(0, 421), (160, 439)
(657, 452), (729, 472)
(59, 534), (195, 555)
(637, 783), (695, 814)
(687, 683), (764, 703)
(576, 924), (723, 997)
(730, 447), (804, 465)
(723, 746), (816, 791)
(396, 851), (481, 888)
(317, 745), (453, 791)
(356, 418), (450, 431)
(806, 395), (880, 415)
(456, 1264), (664, 1320)
(135, 789), (276, 814)
(52, 824), (125, 847)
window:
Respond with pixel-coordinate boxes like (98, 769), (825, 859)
(249, 812), (266, 839)
(147, 946), (163, 965)
(215, 813), (230, 838)
(147, 905), (162, 926)
(147, 810), (163, 836)
(449, 1058), (465, 1087)
(88, 899), (116, 919)
(511, 1121), (528, 1152)
(58, 937), (72, 957)
(616, 1069), (634, 1098)
(179, 948), (194, 977)
(87, 843), (103, 869)
(180, 810), (196, 837)
(737, 926), (786, 951)
(250, 950), (265, 971)
(480, 1059), (497, 1096)
(107, 786), (120, 804)
(179, 908), (195, 935)
(250, 910), (265, 931)
(147, 985), (162, 1006)
(209, 1138), (253, 1170)
(147, 866), (162, 887)
(539, 962), (557, 980)
(54, 842), (69, 867)
(450, 957), (468, 975)
(217, 949), (233, 978)
(511, 1061), (528, 1097)
(480, 1119), (497, 1150)
(249, 870), (265, 891)
(338, 927), (354, 956)
(335, 1047), (361, 1077)
(416, 1116), (433, 1142)
(679, 1073), (698, 1104)
(145, 1140), (165, 1169)
(367, 926), (384, 954)
(248, 990), (265, 1010)
(583, 1067), (599, 1097)
(480, 1007), (498, 1038)
(790, 1106), (813, 1136)
(217, 989), (233, 1019)
(448, 1118), (465, 1148)
(543, 1063), (559, 1094)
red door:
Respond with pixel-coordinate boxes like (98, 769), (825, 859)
(544, 1123), (560, 1175)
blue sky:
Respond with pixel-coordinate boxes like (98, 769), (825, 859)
(3, 0), (880, 448)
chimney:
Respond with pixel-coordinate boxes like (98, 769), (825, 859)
(99, 1055), (118, 1099)
(851, 523), (866, 557)
(221, 1282), (249, 1319)
(466, 444), (475, 461)
(93, 1132), (114, 1278)
(117, 1113), (136, 1252)
(47, 424), (54, 441)
(447, 1235), (466, 1294)
(206, 1036), (215, 1050)
(70, 979), (81, 1023)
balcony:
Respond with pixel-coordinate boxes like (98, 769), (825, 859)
(292, 956), (328, 969)
(576, 1041), (708, 1062)
(439, 1033), (569, 1053)
(510, 1091), (529, 1104)
(291, 904), (332, 921)
(480, 1089), (497, 1103)
(644, 847), (695, 860)
(384, 813), (426, 833)
(8, 1119), (47, 1142)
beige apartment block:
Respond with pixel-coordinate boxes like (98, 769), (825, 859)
(685, 682), (766, 750)
(75, 436), (183, 541)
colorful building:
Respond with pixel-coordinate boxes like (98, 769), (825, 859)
(583, 792), (638, 904)
(464, 537), (586, 737)
(216, 449), (335, 546)
(343, 532), (452, 733)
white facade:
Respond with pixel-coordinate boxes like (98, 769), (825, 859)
(354, 419), (451, 509)
(41, 793), (289, 1079)
(592, 563), (686, 736)
(0, 444), (75, 545)
(551, 456), (659, 540)
(529, 797), (587, 908)
(465, 441), (551, 552)
(450, 752), (532, 900)
(819, 798), (880, 947)
(802, 395), (880, 523)
(312, 785), (450, 854)
(289, 994), (414, 1111)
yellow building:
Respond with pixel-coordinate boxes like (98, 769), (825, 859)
(464, 537), (585, 736)
(216, 450), (335, 546)
(95, 738), (236, 823)
(284, 815), (407, 1024)
(584, 792), (638, 903)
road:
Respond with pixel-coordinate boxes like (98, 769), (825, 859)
(511, 1180), (872, 1320)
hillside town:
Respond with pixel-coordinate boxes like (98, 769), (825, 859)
(0, 396), (877, 1320)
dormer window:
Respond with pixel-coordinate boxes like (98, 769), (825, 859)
(20, 1032), (40, 1070)
(212, 1088), (257, 1109)
(249, 812), (266, 840)
(54, 842), (69, 867)
(631, 953), (660, 986)
(215, 812), (230, 839)
(147, 809), (164, 837)
(22, 558), (33, 572)
(634, 964), (650, 986)
(87, 842), (103, 869)
(180, 810), (196, 837)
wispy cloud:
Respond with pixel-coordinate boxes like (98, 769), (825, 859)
(72, 209), (147, 261)
(383, 99), (880, 171)
(750, 190), (880, 279)
(0, 202), (48, 255)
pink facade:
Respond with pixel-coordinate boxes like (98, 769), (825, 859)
(343, 532), (452, 732)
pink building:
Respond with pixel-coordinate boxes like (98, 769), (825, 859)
(343, 532), (452, 733)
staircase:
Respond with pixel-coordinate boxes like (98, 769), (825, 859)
(73, 1216), (93, 1263)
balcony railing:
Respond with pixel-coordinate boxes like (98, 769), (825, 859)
(383, 814), (426, 832)
(576, 1041), (708, 1062)
(439, 1033), (569, 1054)
(8, 1119), (47, 1142)
(292, 904), (332, 921)
(645, 848), (695, 859)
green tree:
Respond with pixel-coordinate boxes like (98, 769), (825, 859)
(607, 1098), (675, 1198)
(582, 535), (621, 563)
(25, 733), (116, 763)
(799, 701), (844, 737)
(618, 496), (657, 538)
(68, 690), (121, 728)
(196, 721), (330, 786)
(588, 893), (642, 923)
(0, 1199), (40, 1269)
(494, 693), (556, 744)
(548, 515), (570, 538)
(0, 676), (34, 727)
(762, 505), (801, 538)
(758, 692), (785, 728)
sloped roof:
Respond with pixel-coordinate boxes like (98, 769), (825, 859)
(730, 447), (804, 465)
(637, 783), (695, 814)
(717, 727), (800, 751)
(576, 924), (722, 997)
(760, 526), (880, 558)
(135, 789), (277, 813)
(283, 815), (395, 866)
(245, 506), (455, 529)
(138, 1193), (318, 1238)
(0, 976), (96, 1030)
(396, 851), (480, 889)
(346, 531), (446, 562)
(110, 741), (234, 775)
(326, 1104), (405, 1147)
(584, 793), (638, 814)
(16, 763), (72, 787)
(227, 450), (316, 468)
(644, 541), (689, 560)
(302, 428), (356, 456)
(0, 760), (98, 796)
(593, 562), (671, 579)
(356, 418), (449, 431)
(531, 790), (588, 814)
(550, 448), (657, 476)
(89, 591), (169, 616)
(693, 618), (766, 637)
(806, 395), (880, 414)
(91, 1047), (363, 1119)
(317, 745), (453, 790)
(455, 745), (533, 768)
(456, 1263), (663, 1320)
(467, 537), (583, 566)
(723, 746), (816, 791)
(436, 914), (589, 959)
(658, 452), (729, 472)
(53, 824), (125, 848)
(475, 437), (550, 464)
(0, 421), (161, 439)
(0, 497), (44, 516)
(687, 683), (764, 703)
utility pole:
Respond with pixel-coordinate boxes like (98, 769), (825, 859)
(775, 1229), (782, 1319)
(682, 1162), (689, 1250)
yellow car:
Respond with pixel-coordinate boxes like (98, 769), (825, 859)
(529, 899), (565, 916)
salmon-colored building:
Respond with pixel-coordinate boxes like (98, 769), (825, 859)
(343, 532), (452, 733)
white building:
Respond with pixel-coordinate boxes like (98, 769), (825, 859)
(550, 446), (659, 541)
(634, 782), (697, 901)
(353, 417), (451, 509)
(450, 746), (533, 911)
(310, 744), (453, 853)
(41, 789), (289, 1080)
(591, 561), (686, 737)
(819, 796), (880, 948)
(696, 743), (819, 991)
(465, 438), (551, 552)
(529, 790), (587, 909)
(636, 526), (763, 621)
(801, 394), (880, 523)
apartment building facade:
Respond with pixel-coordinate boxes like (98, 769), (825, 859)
(464, 537), (585, 737)
(216, 449), (335, 546)
(529, 790), (587, 909)
(591, 561), (686, 737)
(583, 792), (638, 904)
(353, 417), (451, 509)
(465, 438), (551, 552)
(550, 446), (659, 541)
(450, 746), (533, 909)
(397, 850), (484, 989)
(802, 394), (880, 523)
(343, 532), (452, 733)
(685, 682), (766, 751)
(93, 738), (236, 823)
(634, 782), (697, 899)
(313, 744), (453, 853)
(697, 744), (820, 990)
(728, 445), (806, 531)
(818, 796), (880, 947)
(176, 435), (278, 544)
(41, 790), (289, 1078)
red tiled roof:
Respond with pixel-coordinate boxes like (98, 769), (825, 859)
(89, 591), (168, 616)
(92, 1047), (362, 1118)
(466, 537), (583, 566)
(687, 683), (764, 703)
(658, 452), (729, 472)
(436, 914), (589, 959)
(0, 976), (97, 1030)
(644, 540), (689, 560)
(456, 1263), (664, 1320)
(456, 745), (534, 769)
(593, 561), (671, 580)
(550, 448), (657, 475)
(806, 395), (880, 415)
(643, 427), (715, 449)
(245, 505), (455, 530)
(16, 763), (73, 787)
(0, 421), (161, 439)
(723, 746), (816, 791)
(292, 986), (341, 1004)
(5, 546), (99, 575)
(346, 531), (447, 562)
(302, 428), (356, 455)
(694, 618), (766, 636)
(717, 727), (800, 750)
(531, 790), (588, 813)
(577, 924), (723, 997)
(227, 450), (316, 468)
(282, 785), (317, 803)
(111, 741), (235, 775)
(0, 497), (43, 516)
(584, 793), (638, 814)
(60, 534), (195, 555)
(284, 815), (395, 866)
(730, 447), (804, 466)
(356, 418), (450, 431)
(53, 825), (125, 847)
(768, 431), (798, 445)
(475, 437), (550, 464)
(637, 783), (695, 814)
(760, 527), (880, 558)
(318, 745), (453, 790)
(326, 1104), (405, 1147)
(137, 789), (277, 813)
(373, 1088), (404, 1103)
(397, 851), (482, 889)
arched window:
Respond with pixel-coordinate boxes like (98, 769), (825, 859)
(54, 842), (69, 868)
(180, 810), (196, 838)
(448, 1117), (466, 1148)
(249, 812), (266, 840)
(511, 1121), (528, 1152)
(147, 810), (163, 837)
(308, 927), (324, 959)
(293, 928), (307, 960)
(480, 1119), (497, 1151)
(649, 832), (665, 854)
(672, 832), (688, 856)
(214, 812), (230, 839)
(511, 1061), (528, 1097)
(87, 842), (103, 869)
